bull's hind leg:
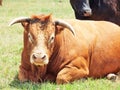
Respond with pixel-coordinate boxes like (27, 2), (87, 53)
(56, 57), (89, 84)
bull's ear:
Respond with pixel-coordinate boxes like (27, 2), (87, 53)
(55, 25), (64, 35)
(21, 22), (29, 28)
(54, 20), (75, 36)
(21, 22), (30, 32)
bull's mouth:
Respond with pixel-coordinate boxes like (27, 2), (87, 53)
(30, 58), (49, 66)
(33, 62), (45, 66)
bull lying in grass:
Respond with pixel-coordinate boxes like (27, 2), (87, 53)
(9, 14), (120, 84)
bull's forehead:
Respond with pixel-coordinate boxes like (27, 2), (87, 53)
(29, 20), (55, 40)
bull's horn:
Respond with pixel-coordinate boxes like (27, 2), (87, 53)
(9, 17), (30, 26)
(55, 20), (76, 36)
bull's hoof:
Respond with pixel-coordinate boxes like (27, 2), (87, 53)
(56, 75), (70, 84)
(106, 73), (117, 81)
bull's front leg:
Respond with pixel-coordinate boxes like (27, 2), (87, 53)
(18, 51), (39, 82)
(18, 64), (43, 82)
(18, 65), (29, 82)
(56, 57), (89, 84)
(18, 52), (46, 82)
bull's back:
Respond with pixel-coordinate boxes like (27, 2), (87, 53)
(65, 19), (120, 39)
(64, 19), (120, 50)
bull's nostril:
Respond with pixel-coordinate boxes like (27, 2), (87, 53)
(32, 54), (37, 60)
(41, 55), (46, 60)
(83, 11), (92, 16)
(84, 11), (87, 14)
(32, 53), (46, 60)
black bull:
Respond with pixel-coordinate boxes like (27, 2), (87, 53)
(70, 0), (120, 26)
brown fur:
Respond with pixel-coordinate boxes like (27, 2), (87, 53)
(17, 14), (120, 84)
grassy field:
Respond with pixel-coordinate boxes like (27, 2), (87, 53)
(0, 0), (120, 90)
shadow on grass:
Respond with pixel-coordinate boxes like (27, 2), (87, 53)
(9, 74), (49, 90)
(9, 74), (88, 90)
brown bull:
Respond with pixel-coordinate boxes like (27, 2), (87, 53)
(9, 14), (120, 84)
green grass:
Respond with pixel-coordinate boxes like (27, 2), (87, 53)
(0, 0), (120, 90)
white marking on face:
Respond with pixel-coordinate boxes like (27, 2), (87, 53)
(29, 32), (50, 66)
(28, 33), (34, 43)
(30, 57), (34, 64)
(43, 56), (49, 64)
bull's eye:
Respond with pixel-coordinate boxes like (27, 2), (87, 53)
(48, 33), (55, 44)
(28, 33), (34, 43)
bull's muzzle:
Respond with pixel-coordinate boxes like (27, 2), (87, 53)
(81, 2), (92, 17)
(30, 52), (49, 66)
(83, 10), (92, 17)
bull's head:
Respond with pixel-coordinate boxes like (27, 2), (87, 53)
(9, 14), (75, 66)
(70, 0), (92, 18)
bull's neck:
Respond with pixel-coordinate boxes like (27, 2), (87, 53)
(48, 32), (67, 73)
